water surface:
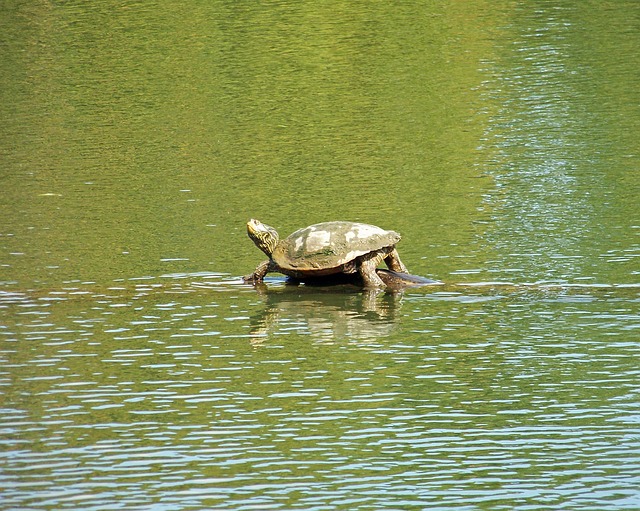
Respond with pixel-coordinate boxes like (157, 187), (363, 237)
(1, 1), (639, 510)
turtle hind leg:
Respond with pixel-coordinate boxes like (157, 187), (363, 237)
(244, 260), (273, 283)
(384, 248), (408, 273)
(358, 252), (387, 289)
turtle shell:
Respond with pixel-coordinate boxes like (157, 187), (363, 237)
(272, 221), (401, 272)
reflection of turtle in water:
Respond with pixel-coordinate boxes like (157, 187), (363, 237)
(248, 284), (405, 344)
(244, 219), (410, 289)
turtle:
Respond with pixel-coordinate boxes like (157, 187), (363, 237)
(243, 219), (409, 289)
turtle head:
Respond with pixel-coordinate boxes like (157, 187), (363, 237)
(247, 219), (279, 257)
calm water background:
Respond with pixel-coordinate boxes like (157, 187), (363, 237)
(1, 1), (639, 510)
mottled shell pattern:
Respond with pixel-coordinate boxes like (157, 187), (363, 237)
(273, 221), (401, 271)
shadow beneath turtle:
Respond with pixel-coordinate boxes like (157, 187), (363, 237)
(287, 268), (443, 292)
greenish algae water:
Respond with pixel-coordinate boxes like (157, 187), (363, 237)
(1, 1), (639, 510)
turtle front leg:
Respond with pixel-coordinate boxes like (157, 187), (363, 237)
(358, 252), (387, 289)
(384, 248), (408, 273)
(244, 260), (273, 283)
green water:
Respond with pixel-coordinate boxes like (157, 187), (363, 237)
(1, 1), (639, 510)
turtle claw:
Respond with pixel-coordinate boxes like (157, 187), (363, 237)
(243, 274), (262, 284)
